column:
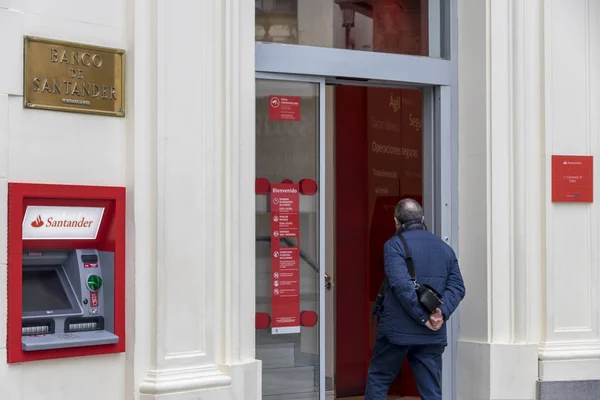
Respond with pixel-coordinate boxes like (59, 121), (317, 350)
(131, 0), (259, 398)
(456, 0), (543, 398)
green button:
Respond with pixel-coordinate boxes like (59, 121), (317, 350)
(87, 275), (103, 291)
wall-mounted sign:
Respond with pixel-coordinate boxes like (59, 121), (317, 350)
(22, 206), (105, 240)
(269, 95), (300, 121)
(23, 36), (125, 117)
(552, 155), (593, 202)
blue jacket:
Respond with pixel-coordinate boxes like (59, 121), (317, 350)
(376, 226), (465, 346)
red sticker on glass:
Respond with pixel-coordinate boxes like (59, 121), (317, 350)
(269, 95), (301, 121)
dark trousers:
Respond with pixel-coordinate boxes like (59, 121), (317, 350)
(364, 336), (444, 400)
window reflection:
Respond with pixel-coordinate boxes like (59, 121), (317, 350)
(255, 0), (444, 58)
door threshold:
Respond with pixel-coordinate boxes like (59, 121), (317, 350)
(336, 397), (420, 400)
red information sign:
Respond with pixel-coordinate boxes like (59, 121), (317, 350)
(552, 155), (593, 202)
(270, 184), (301, 334)
(269, 95), (301, 121)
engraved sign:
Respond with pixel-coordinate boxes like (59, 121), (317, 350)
(23, 36), (125, 117)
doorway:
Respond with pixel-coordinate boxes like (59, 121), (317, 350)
(332, 85), (426, 399)
(254, 75), (449, 399)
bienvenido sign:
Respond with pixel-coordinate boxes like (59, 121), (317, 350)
(22, 206), (105, 240)
(23, 36), (126, 117)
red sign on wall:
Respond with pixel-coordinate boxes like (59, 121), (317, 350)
(552, 155), (593, 202)
(270, 184), (301, 334)
(269, 95), (301, 121)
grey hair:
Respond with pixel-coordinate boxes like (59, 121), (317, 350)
(394, 198), (424, 224)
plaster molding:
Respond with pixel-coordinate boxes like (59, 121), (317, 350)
(517, 0), (545, 345)
(221, 0), (257, 364)
(487, 0), (545, 344)
(539, 340), (600, 361)
(139, 365), (232, 395)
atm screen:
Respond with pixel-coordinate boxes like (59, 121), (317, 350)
(22, 269), (72, 313)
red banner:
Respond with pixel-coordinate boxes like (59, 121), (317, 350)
(552, 155), (593, 202)
(270, 184), (301, 334)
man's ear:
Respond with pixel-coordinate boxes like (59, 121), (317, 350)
(394, 217), (400, 228)
(421, 216), (425, 223)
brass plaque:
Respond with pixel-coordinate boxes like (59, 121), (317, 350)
(23, 36), (125, 117)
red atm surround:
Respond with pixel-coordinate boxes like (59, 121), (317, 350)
(7, 183), (126, 363)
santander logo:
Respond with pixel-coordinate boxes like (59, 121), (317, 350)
(30, 214), (94, 229)
(23, 206), (105, 240)
(31, 215), (44, 228)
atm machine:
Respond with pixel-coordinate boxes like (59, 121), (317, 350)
(21, 249), (118, 350)
(7, 182), (126, 363)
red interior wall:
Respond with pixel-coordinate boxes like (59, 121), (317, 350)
(335, 85), (368, 397)
(335, 85), (422, 397)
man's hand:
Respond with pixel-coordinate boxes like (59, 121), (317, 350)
(425, 321), (439, 331)
(426, 308), (444, 331)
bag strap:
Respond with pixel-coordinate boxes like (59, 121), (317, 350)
(397, 232), (416, 282)
(373, 231), (418, 318)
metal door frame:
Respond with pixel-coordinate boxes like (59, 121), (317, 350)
(255, 1), (459, 398)
(256, 72), (327, 399)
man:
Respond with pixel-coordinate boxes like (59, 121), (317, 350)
(365, 198), (466, 400)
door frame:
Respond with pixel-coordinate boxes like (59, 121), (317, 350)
(255, 1), (459, 398)
(256, 72), (328, 399)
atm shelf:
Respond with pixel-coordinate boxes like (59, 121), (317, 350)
(22, 330), (118, 351)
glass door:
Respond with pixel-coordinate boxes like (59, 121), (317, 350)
(255, 74), (325, 400)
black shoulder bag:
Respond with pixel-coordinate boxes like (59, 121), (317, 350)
(372, 232), (443, 323)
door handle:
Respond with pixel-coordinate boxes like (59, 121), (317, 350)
(324, 273), (333, 291)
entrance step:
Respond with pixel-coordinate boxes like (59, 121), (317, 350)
(256, 330), (300, 345)
(338, 397), (419, 400)
(256, 342), (295, 368)
(263, 392), (318, 400)
(263, 365), (317, 397)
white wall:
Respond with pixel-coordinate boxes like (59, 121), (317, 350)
(0, 1), (129, 399)
(458, 0), (600, 398)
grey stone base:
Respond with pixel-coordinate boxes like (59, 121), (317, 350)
(538, 380), (600, 400)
